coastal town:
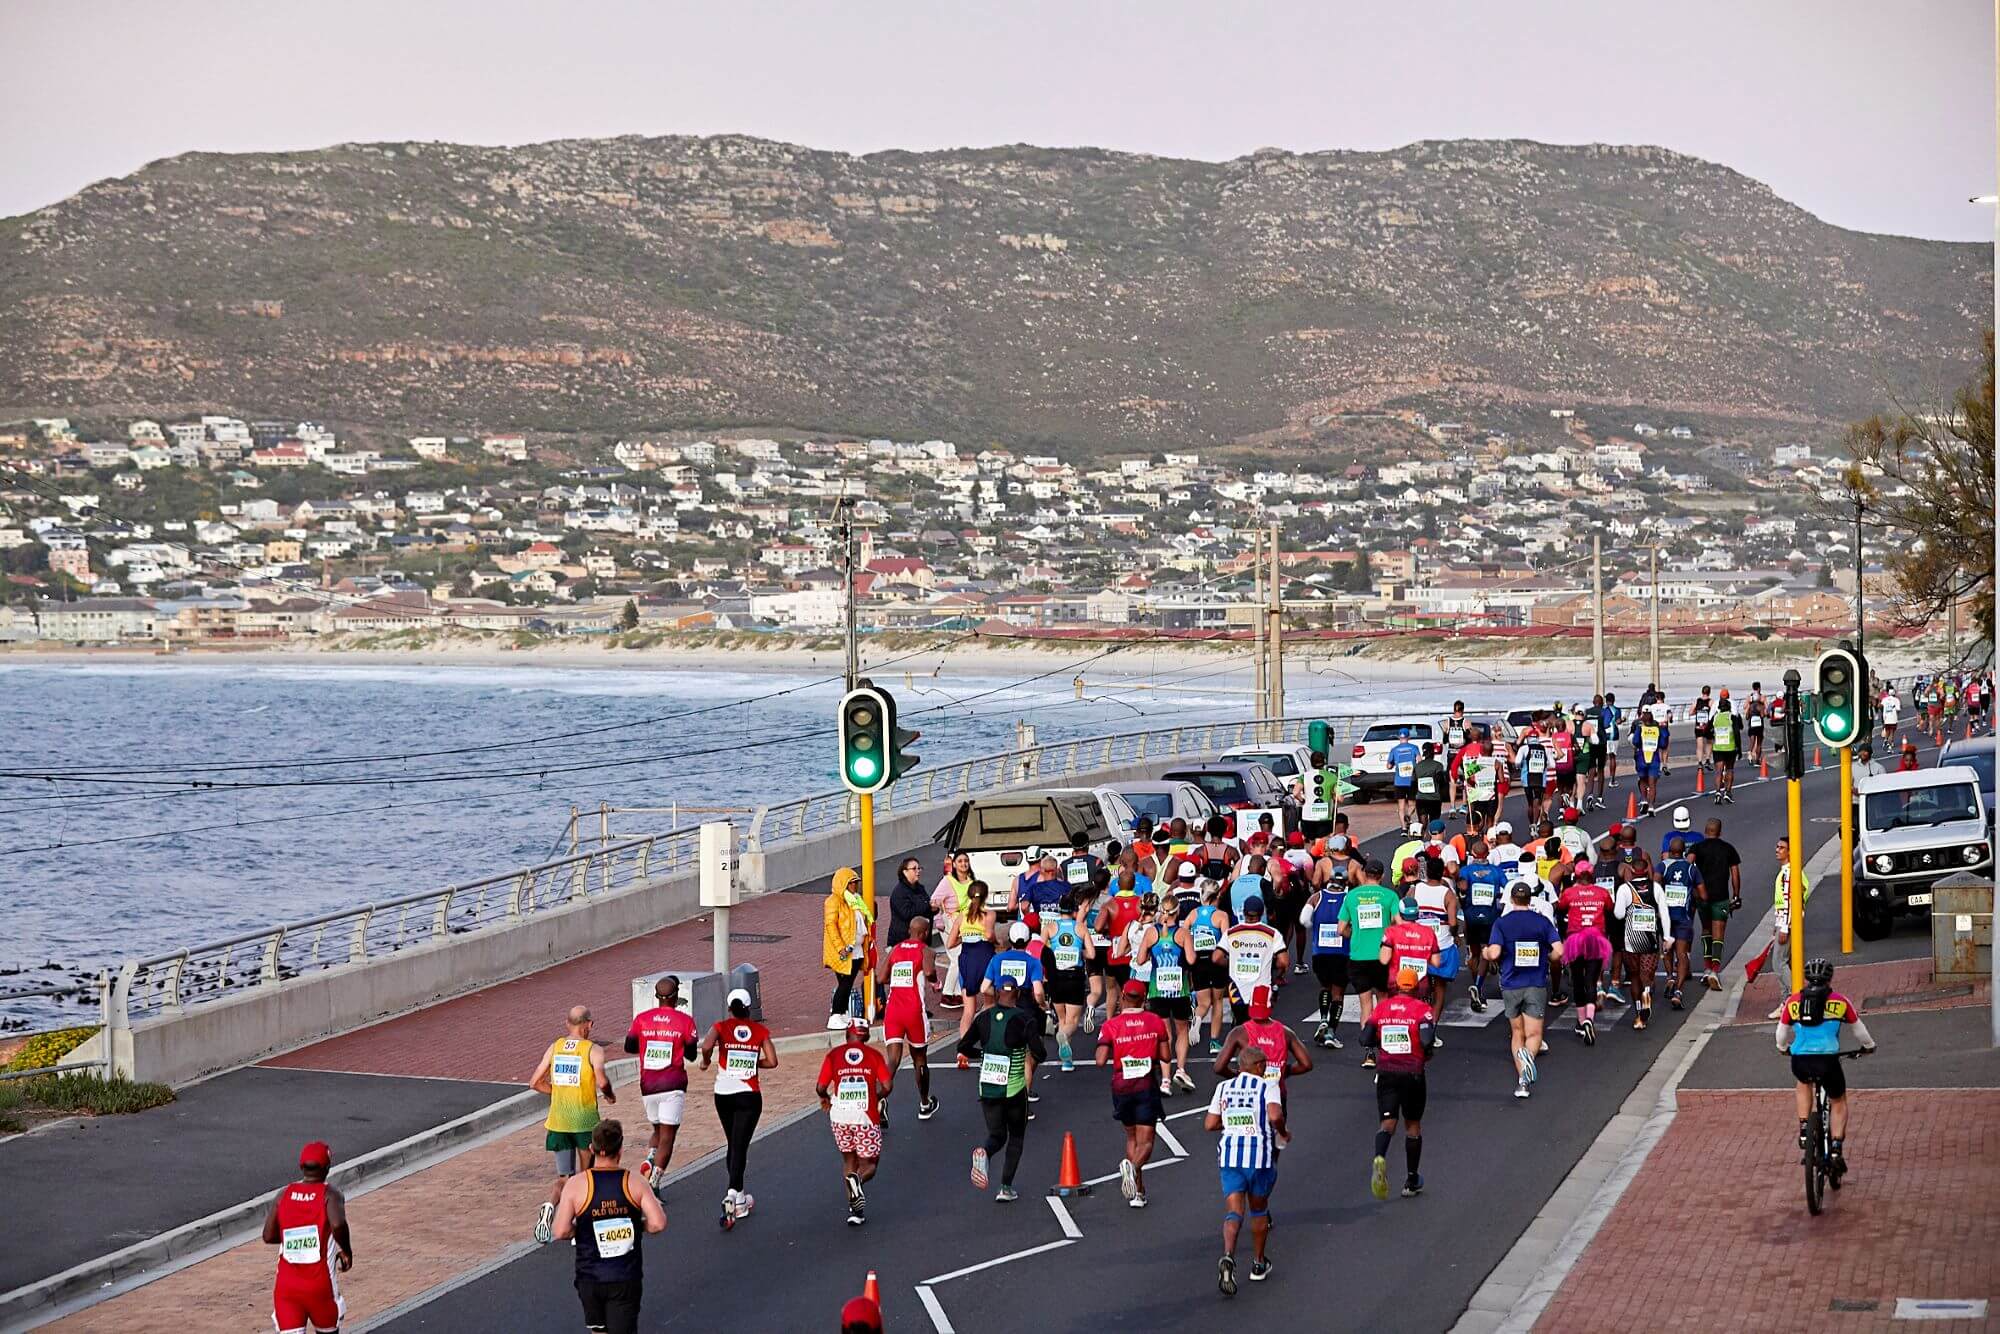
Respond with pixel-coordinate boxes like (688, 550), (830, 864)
(0, 408), (1915, 647)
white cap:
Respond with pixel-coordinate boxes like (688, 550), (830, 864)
(1491, 820), (1512, 835)
(1024, 845), (1043, 861)
(1008, 921), (1031, 944)
(1408, 821), (1423, 836)
(726, 987), (752, 1009)
(1672, 806), (1692, 830)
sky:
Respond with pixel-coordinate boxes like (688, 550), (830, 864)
(2, 0), (1993, 240)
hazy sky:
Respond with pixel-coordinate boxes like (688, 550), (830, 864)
(3, 0), (1992, 239)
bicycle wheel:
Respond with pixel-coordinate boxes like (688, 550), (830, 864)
(1804, 1103), (1825, 1215)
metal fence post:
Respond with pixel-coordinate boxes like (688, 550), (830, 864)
(433, 887), (455, 939)
(638, 838), (653, 883)
(261, 928), (284, 984)
(162, 953), (186, 1013)
(511, 873), (531, 918)
(350, 909), (372, 963)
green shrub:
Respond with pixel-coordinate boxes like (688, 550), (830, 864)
(7, 1072), (175, 1116)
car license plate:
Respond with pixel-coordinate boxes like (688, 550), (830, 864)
(1907, 893), (1933, 907)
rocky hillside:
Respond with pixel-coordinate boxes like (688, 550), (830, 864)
(1, 135), (1987, 447)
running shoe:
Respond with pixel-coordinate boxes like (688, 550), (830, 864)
(939, 996), (964, 1010)
(1218, 1255), (1239, 1296)
(848, 1206), (865, 1227)
(1313, 1022), (1328, 1045)
(1175, 1068), (1197, 1092)
(1081, 1009), (1098, 1035)
(995, 1185), (1019, 1203)
(1325, 1033), (1344, 1050)
(648, 1163), (667, 1191)
(534, 1202), (556, 1244)
(1704, 970), (1721, 991)
(1402, 1174), (1425, 1198)
(1361, 1052), (1376, 1070)
(1120, 1158), (1138, 1201)
(1058, 1038), (1072, 1068)
(1670, 988), (1684, 1010)
(1580, 1019), (1595, 1046)
(1514, 1081), (1530, 1099)
(1370, 1155), (1389, 1200)
(1028, 1090), (1040, 1103)
(1250, 1258), (1273, 1282)
(970, 1147), (989, 1191)
(1209, 1038), (1223, 1056)
(1519, 1046), (1539, 1082)
(1293, 961), (1310, 975)
(1468, 988), (1488, 1014)
(845, 1172), (863, 1211)
(919, 1097), (939, 1121)
(1129, 1193), (1148, 1209)
(1605, 985), (1628, 1005)
(737, 1192), (754, 1216)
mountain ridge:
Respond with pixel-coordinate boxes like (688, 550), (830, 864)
(3, 133), (1986, 448)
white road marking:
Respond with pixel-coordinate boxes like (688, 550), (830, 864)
(1893, 1298), (1990, 1320)
(921, 1237), (1077, 1286)
(915, 1285), (955, 1333)
(1156, 1122), (1187, 1159)
(1045, 1195), (1081, 1239)
(1163, 1104), (1210, 1122)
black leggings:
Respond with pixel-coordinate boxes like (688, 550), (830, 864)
(829, 961), (860, 1016)
(981, 1094), (1028, 1187)
(1568, 957), (1603, 1003)
(715, 1090), (763, 1191)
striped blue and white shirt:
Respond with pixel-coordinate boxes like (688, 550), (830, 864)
(1208, 1072), (1282, 1169)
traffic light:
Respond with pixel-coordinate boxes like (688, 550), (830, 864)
(837, 682), (921, 794)
(1811, 646), (1869, 750)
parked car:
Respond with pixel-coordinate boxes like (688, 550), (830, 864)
(1221, 744), (1316, 789)
(1852, 764), (1992, 940)
(932, 791), (1113, 910)
(1347, 717), (1441, 799)
(1158, 762), (1298, 826)
(1103, 780), (1222, 834)
(1040, 785), (1140, 842)
(1938, 737), (1997, 831)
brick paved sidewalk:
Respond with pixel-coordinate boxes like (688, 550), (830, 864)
(48, 1051), (834, 1332)
(1535, 1089), (2000, 1334)
(1731, 955), (1992, 1027)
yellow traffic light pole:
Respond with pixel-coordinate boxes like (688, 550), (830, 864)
(859, 791), (877, 1022)
(1838, 744), (1854, 955)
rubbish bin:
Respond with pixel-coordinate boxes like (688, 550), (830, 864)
(1929, 873), (1994, 983)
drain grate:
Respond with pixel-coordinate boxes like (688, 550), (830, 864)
(701, 932), (790, 945)
(1830, 1298), (1879, 1313)
(1865, 985), (1973, 1008)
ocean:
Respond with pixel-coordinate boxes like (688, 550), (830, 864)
(0, 654), (1610, 1023)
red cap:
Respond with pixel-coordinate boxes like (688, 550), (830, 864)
(1287, 830), (1306, 848)
(1247, 985), (1272, 1019)
(1607, 822), (1624, 837)
(1122, 979), (1148, 998)
(299, 1140), (331, 1167)
(840, 1296), (884, 1332)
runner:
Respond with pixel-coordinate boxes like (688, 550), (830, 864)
(1710, 692), (1740, 804)
(1485, 883), (1563, 1098)
(622, 976), (699, 1189)
(1517, 720), (1553, 829)
(1461, 730), (1500, 836)
(876, 914), (941, 1118)
(1879, 684), (1901, 746)
(1631, 706), (1666, 817)
(983, 920), (1048, 1102)
(1690, 817), (1743, 988)
(1389, 727), (1421, 826)
(1615, 856), (1672, 1031)
(1409, 854), (1463, 1022)
(1551, 713), (1578, 811)
(1214, 985), (1313, 1148)
(1096, 979), (1171, 1207)
(1361, 967), (1436, 1199)
(1555, 867), (1615, 1046)
(1338, 858), (1401, 1037)
(1745, 684), (1766, 769)
(1457, 838), (1507, 1011)
(1042, 896), (1095, 1072)
(1377, 899), (1440, 1063)
(1692, 685), (1715, 771)
(1601, 692), (1623, 793)
(699, 988), (776, 1228)
(1657, 838), (1702, 1008)
(959, 975), (1045, 1202)
(265, 1140), (352, 1334)
(815, 1017), (895, 1225)
(1304, 865), (1352, 1047)
(1413, 742), (1448, 829)
(551, 1120), (666, 1334)
(531, 1005), (612, 1244)
(1581, 693), (1608, 811)
(1605, 825), (1650, 1005)
(1139, 894), (1198, 1091)
(1205, 1042), (1285, 1295)
(1443, 702), (1473, 816)
(1188, 880), (1234, 1055)
(1217, 896), (1287, 1025)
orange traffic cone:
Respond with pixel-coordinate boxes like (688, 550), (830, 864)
(1050, 1130), (1092, 1197)
(1625, 791), (1638, 820)
(863, 1270), (882, 1305)
(1812, 746), (1822, 769)
(1695, 767), (1706, 795)
(1759, 753), (1770, 779)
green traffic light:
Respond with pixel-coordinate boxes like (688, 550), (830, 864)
(849, 753), (880, 782)
(1823, 710), (1850, 739)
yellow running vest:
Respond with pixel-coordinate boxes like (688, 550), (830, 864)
(544, 1036), (601, 1134)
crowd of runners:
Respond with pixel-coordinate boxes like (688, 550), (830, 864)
(260, 670), (1989, 1332)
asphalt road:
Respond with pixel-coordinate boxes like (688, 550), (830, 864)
(378, 723), (1945, 1334)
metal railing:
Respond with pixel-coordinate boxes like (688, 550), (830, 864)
(563, 803), (756, 852)
(116, 830), (702, 1025)
(744, 715), (1353, 850)
(0, 979), (112, 1080)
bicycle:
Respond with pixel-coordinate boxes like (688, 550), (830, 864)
(1802, 1050), (1866, 1216)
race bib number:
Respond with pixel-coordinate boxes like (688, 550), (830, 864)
(1192, 925), (1218, 952)
(1304, 797), (1330, 820)
(1230, 951), (1264, 984)
(1664, 887), (1688, 909)
(832, 1073), (872, 1124)
(1154, 965), (1185, 997)
(1471, 885), (1495, 907)
(1119, 1055), (1154, 1081)
(1000, 959), (1028, 984)
(1222, 1104), (1258, 1133)
(281, 1224), (321, 1266)
(724, 1045), (759, 1079)
(591, 1216), (636, 1259)
(1396, 761), (1415, 780)
(1513, 941), (1541, 969)
(1090, 932), (1113, 949)
(979, 1051), (1012, 1086)
(1380, 1024), (1413, 1055)
(1317, 922), (1343, 949)
(551, 1054), (583, 1088)
(1066, 859), (1091, 886)
(1417, 775), (1439, 796)
(1630, 907), (1658, 935)
(1358, 902), (1385, 930)
(890, 959), (916, 990)
(1398, 955), (1428, 980)
(642, 1039), (673, 1071)
(1053, 942), (1082, 971)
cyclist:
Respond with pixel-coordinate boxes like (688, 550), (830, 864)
(1776, 958), (1876, 1177)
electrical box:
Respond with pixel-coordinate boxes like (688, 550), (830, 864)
(699, 820), (738, 908)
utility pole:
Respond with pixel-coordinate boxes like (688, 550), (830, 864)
(1853, 492), (1865, 655)
(1591, 534), (1605, 699)
(1268, 522), (1286, 731)
(1782, 668), (1807, 994)
(1252, 530), (1267, 719)
(1649, 545), (1662, 688)
(840, 513), (859, 691)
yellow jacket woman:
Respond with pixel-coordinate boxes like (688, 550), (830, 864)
(822, 866), (874, 1023)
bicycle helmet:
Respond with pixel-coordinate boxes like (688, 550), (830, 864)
(1398, 898), (1421, 920)
(1803, 958), (1834, 988)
